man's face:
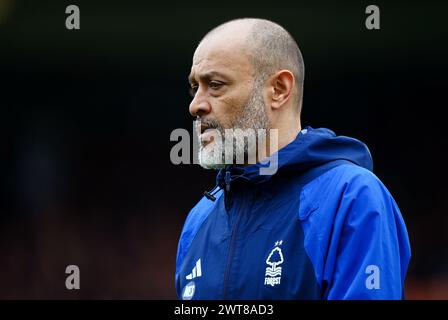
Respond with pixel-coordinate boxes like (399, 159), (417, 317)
(189, 34), (270, 169)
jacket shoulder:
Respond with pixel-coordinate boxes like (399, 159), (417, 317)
(299, 164), (386, 219)
(175, 190), (223, 275)
(183, 193), (219, 236)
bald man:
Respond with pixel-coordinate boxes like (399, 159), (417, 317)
(175, 18), (411, 300)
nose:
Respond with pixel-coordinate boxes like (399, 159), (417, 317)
(189, 88), (211, 117)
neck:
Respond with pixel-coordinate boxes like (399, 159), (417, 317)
(257, 118), (301, 162)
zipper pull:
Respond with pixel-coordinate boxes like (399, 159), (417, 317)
(225, 171), (231, 192)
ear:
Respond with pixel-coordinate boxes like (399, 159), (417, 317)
(268, 70), (295, 110)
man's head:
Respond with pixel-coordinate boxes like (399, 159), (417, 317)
(188, 18), (304, 169)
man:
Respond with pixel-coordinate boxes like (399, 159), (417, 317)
(175, 18), (411, 300)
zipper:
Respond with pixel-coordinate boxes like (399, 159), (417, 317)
(223, 170), (231, 210)
(222, 181), (254, 298)
(222, 202), (244, 299)
(222, 169), (236, 298)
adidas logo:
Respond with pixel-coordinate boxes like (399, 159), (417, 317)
(186, 259), (202, 280)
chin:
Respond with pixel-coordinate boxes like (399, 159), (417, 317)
(198, 145), (226, 170)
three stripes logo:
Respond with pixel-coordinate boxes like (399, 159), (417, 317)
(264, 241), (284, 287)
(182, 259), (202, 300)
(186, 259), (202, 280)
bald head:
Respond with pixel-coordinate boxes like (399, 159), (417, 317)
(200, 18), (305, 110)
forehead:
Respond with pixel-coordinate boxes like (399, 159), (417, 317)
(190, 36), (253, 81)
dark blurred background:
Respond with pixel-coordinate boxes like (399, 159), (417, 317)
(0, 0), (447, 299)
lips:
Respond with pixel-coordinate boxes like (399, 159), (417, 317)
(200, 123), (209, 134)
(196, 119), (220, 146)
(198, 122), (218, 146)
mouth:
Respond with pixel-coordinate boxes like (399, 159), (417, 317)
(198, 123), (218, 147)
(200, 123), (210, 135)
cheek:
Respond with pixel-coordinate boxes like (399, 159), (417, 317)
(212, 89), (251, 126)
(209, 97), (238, 128)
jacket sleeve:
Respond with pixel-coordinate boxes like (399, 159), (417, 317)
(324, 171), (411, 299)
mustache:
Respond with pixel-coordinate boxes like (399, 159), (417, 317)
(195, 117), (223, 133)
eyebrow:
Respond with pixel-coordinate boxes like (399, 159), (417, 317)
(188, 71), (229, 84)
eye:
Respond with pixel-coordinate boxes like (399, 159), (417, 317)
(189, 84), (198, 97)
(209, 81), (224, 90)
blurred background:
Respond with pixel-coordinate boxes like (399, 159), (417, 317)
(0, 0), (447, 299)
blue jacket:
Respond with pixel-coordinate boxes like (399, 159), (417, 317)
(175, 127), (411, 300)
